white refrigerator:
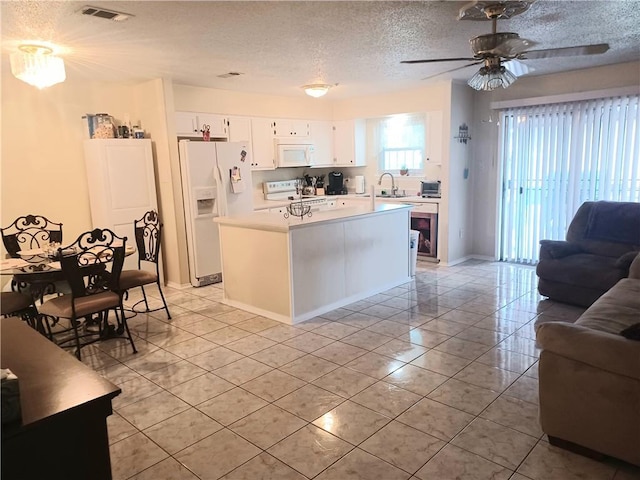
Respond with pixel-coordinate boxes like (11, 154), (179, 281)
(178, 140), (254, 287)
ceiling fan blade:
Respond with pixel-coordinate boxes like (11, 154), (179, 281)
(504, 59), (533, 77)
(421, 61), (483, 81)
(489, 37), (537, 57)
(522, 43), (609, 60)
(401, 57), (476, 64)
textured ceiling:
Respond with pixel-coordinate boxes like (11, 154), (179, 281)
(2, 1), (639, 99)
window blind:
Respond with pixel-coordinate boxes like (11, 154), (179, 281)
(499, 95), (639, 264)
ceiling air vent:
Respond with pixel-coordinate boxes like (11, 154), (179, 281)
(217, 72), (243, 79)
(80, 5), (133, 22)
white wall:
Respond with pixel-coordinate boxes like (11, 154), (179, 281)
(470, 61), (640, 259)
(447, 82), (474, 264)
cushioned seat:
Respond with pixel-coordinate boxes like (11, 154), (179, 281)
(1, 292), (34, 316)
(537, 201), (640, 307)
(118, 270), (157, 291)
(536, 253), (640, 466)
(39, 291), (120, 319)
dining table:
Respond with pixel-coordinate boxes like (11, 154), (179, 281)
(0, 245), (136, 301)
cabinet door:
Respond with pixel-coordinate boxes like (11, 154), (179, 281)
(309, 120), (333, 167)
(228, 116), (252, 143)
(198, 113), (228, 138)
(83, 139), (158, 270)
(250, 118), (276, 170)
(272, 119), (310, 137)
(175, 112), (200, 136)
(333, 119), (366, 166)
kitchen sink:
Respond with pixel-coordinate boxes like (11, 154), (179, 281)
(375, 193), (408, 198)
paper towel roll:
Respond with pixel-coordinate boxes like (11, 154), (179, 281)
(355, 175), (365, 194)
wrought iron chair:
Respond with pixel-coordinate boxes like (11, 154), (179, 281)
(1, 214), (63, 258)
(0, 291), (40, 332)
(1, 214), (65, 301)
(118, 210), (171, 319)
(39, 228), (137, 360)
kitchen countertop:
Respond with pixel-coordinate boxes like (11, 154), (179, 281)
(253, 193), (441, 210)
(216, 203), (411, 233)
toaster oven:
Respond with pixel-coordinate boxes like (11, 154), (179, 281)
(421, 181), (441, 198)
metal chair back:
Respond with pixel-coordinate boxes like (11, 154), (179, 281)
(1, 214), (63, 258)
(58, 229), (126, 303)
(134, 210), (162, 269)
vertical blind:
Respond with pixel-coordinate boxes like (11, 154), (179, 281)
(499, 94), (639, 264)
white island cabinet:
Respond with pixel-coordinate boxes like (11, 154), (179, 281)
(215, 204), (411, 325)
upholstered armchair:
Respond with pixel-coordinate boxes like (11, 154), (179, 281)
(536, 201), (640, 307)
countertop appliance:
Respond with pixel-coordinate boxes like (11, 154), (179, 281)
(179, 140), (254, 287)
(326, 171), (348, 195)
(263, 180), (330, 211)
(421, 180), (441, 198)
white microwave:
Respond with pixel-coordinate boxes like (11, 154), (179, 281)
(275, 139), (314, 167)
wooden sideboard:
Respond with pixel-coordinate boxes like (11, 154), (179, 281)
(1, 318), (121, 480)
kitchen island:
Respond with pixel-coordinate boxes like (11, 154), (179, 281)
(215, 203), (412, 324)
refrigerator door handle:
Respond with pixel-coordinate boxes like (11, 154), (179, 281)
(215, 162), (228, 217)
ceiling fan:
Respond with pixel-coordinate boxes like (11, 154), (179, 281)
(402, 0), (609, 91)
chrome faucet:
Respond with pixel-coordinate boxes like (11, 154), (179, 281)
(378, 172), (398, 197)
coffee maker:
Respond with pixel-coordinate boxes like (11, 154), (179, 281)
(326, 171), (348, 195)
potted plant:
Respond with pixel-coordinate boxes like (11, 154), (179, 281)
(399, 165), (409, 176)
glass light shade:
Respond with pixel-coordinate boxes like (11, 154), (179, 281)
(467, 65), (517, 91)
(303, 84), (331, 98)
(10, 45), (66, 89)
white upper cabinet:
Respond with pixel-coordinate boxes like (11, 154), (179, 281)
(250, 118), (277, 170)
(227, 116), (252, 143)
(175, 112), (200, 137)
(175, 112), (228, 138)
(333, 119), (366, 167)
(227, 116), (255, 169)
(271, 119), (310, 137)
(309, 120), (333, 167)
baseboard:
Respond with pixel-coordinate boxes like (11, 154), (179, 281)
(165, 281), (193, 290)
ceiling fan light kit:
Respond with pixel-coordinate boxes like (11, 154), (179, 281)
(10, 44), (66, 89)
(402, 0), (610, 92)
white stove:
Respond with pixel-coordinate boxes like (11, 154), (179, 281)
(263, 180), (332, 211)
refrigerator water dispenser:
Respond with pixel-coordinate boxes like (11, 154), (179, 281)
(194, 186), (217, 216)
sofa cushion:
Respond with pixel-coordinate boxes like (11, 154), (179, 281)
(536, 253), (625, 290)
(576, 278), (640, 335)
(567, 201), (640, 258)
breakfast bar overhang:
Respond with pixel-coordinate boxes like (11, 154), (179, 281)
(214, 204), (412, 324)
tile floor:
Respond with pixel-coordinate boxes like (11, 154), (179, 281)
(79, 259), (639, 480)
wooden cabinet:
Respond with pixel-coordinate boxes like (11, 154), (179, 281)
(250, 118), (277, 170)
(272, 119), (310, 137)
(333, 119), (366, 166)
(309, 120), (334, 167)
(175, 111), (228, 138)
(227, 116), (255, 169)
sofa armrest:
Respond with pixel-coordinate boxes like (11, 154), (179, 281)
(539, 240), (584, 260)
(537, 322), (640, 380)
(628, 252), (640, 279)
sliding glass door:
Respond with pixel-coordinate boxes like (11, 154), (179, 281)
(499, 95), (639, 264)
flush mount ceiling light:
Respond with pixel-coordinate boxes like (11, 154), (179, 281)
(302, 84), (332, 98)
(10, 44), (66, 89)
